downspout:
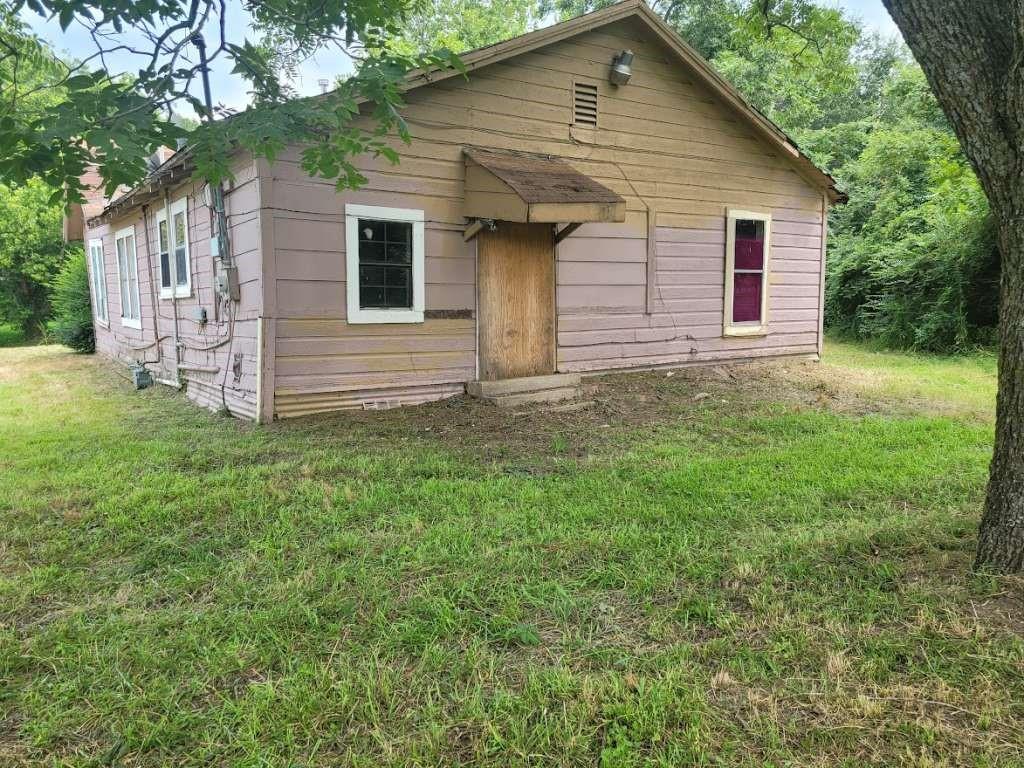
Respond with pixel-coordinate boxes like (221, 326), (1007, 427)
(255, 318), (264, 424)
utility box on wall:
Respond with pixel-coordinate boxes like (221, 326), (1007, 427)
(130, 364), (153, 390)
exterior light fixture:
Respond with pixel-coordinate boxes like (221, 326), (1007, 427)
(609, 49), (634, 86)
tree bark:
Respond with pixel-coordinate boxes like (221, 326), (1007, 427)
(976, 219), (1024, 571)
(881, 0), (1024, 572)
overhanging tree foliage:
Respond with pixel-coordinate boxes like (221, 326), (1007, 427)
(0, 0), (460, 204)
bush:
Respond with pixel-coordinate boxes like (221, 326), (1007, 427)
(49, 248), (95, 353)
(824, 125), (1000, 352)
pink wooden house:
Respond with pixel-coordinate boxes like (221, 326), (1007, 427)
(81, 0), (842, 421)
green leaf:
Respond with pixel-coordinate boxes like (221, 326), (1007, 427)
(58, 6), (75, 31)
(63, 74), (95, 90)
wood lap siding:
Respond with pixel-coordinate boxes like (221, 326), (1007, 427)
(272, 319), (473, 416)
(268, 183), (477, 414)
(268, 16), (826, 416)
(557, 213), (823, 371)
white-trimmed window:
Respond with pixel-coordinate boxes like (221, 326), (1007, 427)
(724, 209), (771, 336)
(156, 197), (192, 298)
(87, 238), (108, 326)
(115, 225), (142, 329)
(345, 204), (425, 324)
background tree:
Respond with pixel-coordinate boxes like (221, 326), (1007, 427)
(802, 40), (1000, 353)
(0, 16), (70, 338)
(540, 0), (743, 59)
(824, 121), (998, 350)
(0, 177), (71, 338)
(391, 0), (540, 55)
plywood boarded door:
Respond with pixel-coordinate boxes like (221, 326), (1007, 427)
(477, 222), (555, 381)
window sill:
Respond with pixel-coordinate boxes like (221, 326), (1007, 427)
(121, 317), (142, 330)
(95, 318), (110, 329)
(160, 288), (192, 300)
(723, 325), (768, 338)
(348, 308), (424, 325)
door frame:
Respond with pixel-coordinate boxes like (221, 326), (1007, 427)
(473, 221), (558, 381)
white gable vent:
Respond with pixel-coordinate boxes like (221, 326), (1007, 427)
(573, 81), (598, 126)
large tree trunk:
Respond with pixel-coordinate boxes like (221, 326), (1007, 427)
(976, 219), (1024, 571)
(881, 0), (1024, 572)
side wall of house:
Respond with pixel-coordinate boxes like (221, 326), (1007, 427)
(85, 154), (264, 419)
(265, 17), (827, 418)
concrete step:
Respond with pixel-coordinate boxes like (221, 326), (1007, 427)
(468, 373), (581, 398)
(514, 399), (596, 416)
(489, 386), (581, 408)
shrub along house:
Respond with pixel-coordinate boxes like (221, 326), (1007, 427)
(81, 0), (843, 421)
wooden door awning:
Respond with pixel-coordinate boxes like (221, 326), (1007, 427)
(464, 147), (626, 224)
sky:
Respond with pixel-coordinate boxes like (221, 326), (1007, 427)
(24, 0), (902, 115)
(833, 0), (900, 36)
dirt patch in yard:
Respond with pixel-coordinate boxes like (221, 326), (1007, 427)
(274, 358), (925, 467)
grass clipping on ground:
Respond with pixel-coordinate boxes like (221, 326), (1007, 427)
(0, 341), (1021, 767)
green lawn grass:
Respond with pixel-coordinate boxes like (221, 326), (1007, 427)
(1, 341), (1020, 766)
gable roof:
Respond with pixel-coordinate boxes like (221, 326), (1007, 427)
(92, 0), (842, 224)
(403, 0), (843, 203)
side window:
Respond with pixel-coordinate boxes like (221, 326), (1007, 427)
(88, 238), (108, 325)
(724, 210), (771, 336)
(156, 197), (191, 298)
(344, 204), (425, 324)
(115, 225), (141, 329)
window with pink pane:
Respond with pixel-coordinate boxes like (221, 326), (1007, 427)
(731, 218), (766, 325)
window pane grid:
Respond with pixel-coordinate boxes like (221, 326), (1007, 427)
(158, 203), (189, 294)
(172, 212), (187, 288)
(116, 232), (140, 322)
(175, 247), (188, 286)
(126, 235), (139, 319)
(89, 243), (108, 322)
(158, 220), (171, 289)
(731, 218), (767, 326)
(357, 218), (413, 309)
